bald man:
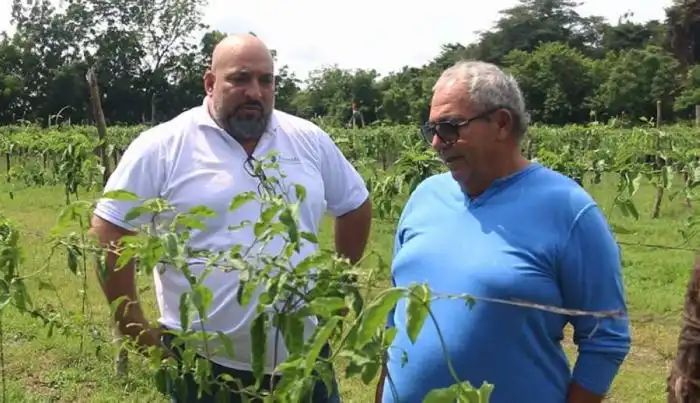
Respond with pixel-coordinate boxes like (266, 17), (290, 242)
(89, 34), (371, 402)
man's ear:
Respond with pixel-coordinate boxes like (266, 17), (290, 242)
(493, 108), (515, 141)
(203, 70), (214, 95)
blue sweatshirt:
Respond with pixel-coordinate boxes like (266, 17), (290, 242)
(381, 163), (631, 403)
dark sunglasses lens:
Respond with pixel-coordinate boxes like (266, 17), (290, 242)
(435, 123), (460, 143)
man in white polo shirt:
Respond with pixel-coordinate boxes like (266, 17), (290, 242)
(89, 34), (372, 402)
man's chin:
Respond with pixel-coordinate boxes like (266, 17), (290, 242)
(226, 117), (269, 141)
(236, 109), (263, 119)
(447, 164), (471, 186)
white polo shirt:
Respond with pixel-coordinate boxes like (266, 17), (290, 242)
(93, 97), (369, 373)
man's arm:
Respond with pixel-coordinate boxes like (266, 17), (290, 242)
(559, 203), (631, 403)
(316, 129), (372, 265)
(91, 129), (167, 354)
(334, 198), (372, 265)
(89, 215), (165, 354)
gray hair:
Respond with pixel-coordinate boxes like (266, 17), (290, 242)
(433, 60), (530, 141)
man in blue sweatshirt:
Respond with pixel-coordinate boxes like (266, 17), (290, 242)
(375, 60), (631, 403)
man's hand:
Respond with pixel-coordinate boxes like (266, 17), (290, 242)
(567, 381), (604, 403)
(121, 322), (174, 360)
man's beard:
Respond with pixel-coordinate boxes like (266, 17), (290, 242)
(219, 103), (271, 142)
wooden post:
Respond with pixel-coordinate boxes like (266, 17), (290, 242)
(652, 100), (664, 219)
(86, 67), (126, 377)
(667, 254), (700, 402)
(85, 67), (110, 187)
(695, 105), (699, 127)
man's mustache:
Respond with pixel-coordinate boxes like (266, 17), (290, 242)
(236, 101), (263, 112)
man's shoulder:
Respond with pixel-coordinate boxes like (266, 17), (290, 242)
(526, 165), (601, 225)
(271, 110), (344, 162)
(124, 107), (202, 154)
(402, 173), (456, 211)
(415, 172), (457, 194)
(273, 110), (323, 133)
(532, 166), (595, 205)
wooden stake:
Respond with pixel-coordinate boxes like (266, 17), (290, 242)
(85, 67), (110, 187)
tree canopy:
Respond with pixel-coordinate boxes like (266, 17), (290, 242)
(1, 0), (699, 128)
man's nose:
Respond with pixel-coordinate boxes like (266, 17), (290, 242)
(245, 81), (263, 100)
(431, 133), (444, 150)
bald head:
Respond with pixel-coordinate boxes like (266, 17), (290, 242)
(210, 34), (274, 72)
(204, 34), (276, 143)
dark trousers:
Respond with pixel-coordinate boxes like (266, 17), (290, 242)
(159, 332), (341, 403)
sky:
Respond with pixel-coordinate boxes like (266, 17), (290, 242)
(0, 0), (672, 81)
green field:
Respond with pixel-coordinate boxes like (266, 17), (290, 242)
(2, 122), (700, 402)
(0, 168), (692, 402)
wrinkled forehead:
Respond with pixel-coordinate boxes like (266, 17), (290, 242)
(429, 82), (476, 123)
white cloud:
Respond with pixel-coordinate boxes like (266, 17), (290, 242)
(204, 0), (670, 80)
(1, 0), (672, 81)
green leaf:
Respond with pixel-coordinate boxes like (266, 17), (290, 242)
(304, 316), (340, 377)
(406, 284), (430, 344)
(250, 312), (268, 386)
(12, 279), (31, 311)
(293, 184), (307, 202)
(175, 215), (207, 230)
(254, 221), (266, 238)
(308, 297), (346, 318)
(299, 231), (318, 244)
(67, 247), (78, 274)
(361, 358), (381, 385)
(187, 205), (217, 217)
(0, 293), (11, 311)
(191, 284), (213, 319)
(423, 387), (458, 403)
(154, 366), (169, 394)
(179, 292), (193, 332)
(236, 277), (258, 307)
(161, 233), (180, 259)
(356, 288), (404, 348)
(476, 382), (495, 402)
(229, 192), (256, 212)
(261, 204), (281, 225)
(279, 207), (299, 247)
(216, 331), (235, 360)
(276, 312), (305, 355)
(103, 189), (139, 201)
(125, 206), (150, 222)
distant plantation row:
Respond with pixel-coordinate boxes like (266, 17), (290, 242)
(1, 122), (699, 221)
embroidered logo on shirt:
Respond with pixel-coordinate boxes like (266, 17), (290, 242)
(276, 154), (300, 163)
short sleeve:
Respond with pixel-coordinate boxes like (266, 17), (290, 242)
(93, 132), (166, 232)
(316, 130), (369, 217)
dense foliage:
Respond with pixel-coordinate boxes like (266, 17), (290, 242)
(2, 0), (700, 401)
(2, 121), (700, 224)
(0, 0), (699, 128)
(1, 119), (698, 401)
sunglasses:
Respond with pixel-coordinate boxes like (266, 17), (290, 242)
(420, 107), (500, 145)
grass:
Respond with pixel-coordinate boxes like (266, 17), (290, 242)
(0, 171), (695, 403)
